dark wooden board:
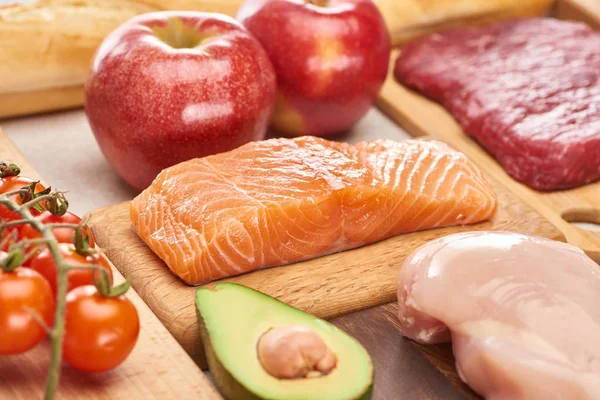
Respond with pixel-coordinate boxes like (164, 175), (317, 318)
(332, 303), (480, 400)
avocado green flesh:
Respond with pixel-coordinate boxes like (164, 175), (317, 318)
(196, 283), (373, 400)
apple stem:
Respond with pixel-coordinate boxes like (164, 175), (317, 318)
(307, 0), (328, 7)
(152, 18), (215, 49)
(0, 161), (20, 178)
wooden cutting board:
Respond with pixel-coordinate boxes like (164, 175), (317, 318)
(86, 122), (563, 370)
(0, 129), (221, 399)
(375, 0), (553, 47)
(555, 0), (600, 29)
(377, 4), (600, 262)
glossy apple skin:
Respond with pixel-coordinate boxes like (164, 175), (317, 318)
(85, 11), (277, 190)
(237, 0), (390, 137)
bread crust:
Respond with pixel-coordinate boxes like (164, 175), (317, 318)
(0, 0), (242, 94)
(0, 0), (553, 118)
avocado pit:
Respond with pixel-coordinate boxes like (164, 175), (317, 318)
(257, 325), (337, 379)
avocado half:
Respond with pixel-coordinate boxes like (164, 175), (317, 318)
(195, 283), (374, 400)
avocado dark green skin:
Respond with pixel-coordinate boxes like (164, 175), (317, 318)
(195, 295), (373, 400)
(197, 306), (260, 400)
(356, 385), (373, 400)
(192, 317), (209, 370)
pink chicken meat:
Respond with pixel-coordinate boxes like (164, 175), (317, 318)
(397, 231), (600, 399)
(394, 18), (600, 191)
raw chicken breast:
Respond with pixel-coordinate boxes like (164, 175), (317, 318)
(397, 231), (600, 399)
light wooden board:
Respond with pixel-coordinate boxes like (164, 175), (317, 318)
(555, 0), (600, 28)
(375, 0), (553, 47)
(0, 129), (222, 399)
(377, 0), (600, 262)
(377, 102), (600, 255)
(86, 123), (563, 370)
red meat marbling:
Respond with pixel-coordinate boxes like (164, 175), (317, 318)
(394, 18), (600, 191)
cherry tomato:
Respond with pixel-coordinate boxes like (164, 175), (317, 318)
(63, 285), (140, 372)
(0, 176), (47, 221)
(0, 262), (55, 354)
(20, 211), (95, 247)
(29, 243), (113, 297)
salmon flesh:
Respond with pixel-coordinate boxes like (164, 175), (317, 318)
(130, 136), (497, 285)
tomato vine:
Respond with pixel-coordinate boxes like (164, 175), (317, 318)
(0, 161), (132, 400)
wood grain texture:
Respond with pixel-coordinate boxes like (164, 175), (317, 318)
(86, 126), (563, 369)
(332, 303), (480, 400)
(378, 44), (600, 262)
(0, 129), (222, 399)
(554, 0), (600, 28)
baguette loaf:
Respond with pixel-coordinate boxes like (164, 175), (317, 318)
(0, 0), (554, 119)
(0, 0), (243, 119)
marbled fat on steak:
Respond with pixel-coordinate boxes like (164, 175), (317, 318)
(394, 18), (600, 191)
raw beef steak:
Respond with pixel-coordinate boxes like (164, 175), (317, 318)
(394, 18), (600, 191)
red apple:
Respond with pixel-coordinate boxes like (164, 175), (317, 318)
(237, 0), (390, 137)
(85, 11), (277, 190)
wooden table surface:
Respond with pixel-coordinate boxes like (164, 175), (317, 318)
(0, 129), (222, 399)
(3, 2), (599, 398)
(3, 102), (597, 400)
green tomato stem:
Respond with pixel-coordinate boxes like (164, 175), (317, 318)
(9, 238), (49, 248)
(62, 264), (106, 272)
(21, 305), (53, 335)
(0, 162), (21, 177)
(46, 223), (82, 229)
(0, 219), (34, 228)
(1, 188), (27, 198)
(0, 196), (70, 400)
(19, 194), (56, 212)
(44, 232), (68, 400)
(0, 187), (124, 400)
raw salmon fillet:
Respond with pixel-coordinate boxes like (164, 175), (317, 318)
(397, 232), (600, 399)
(130, 136), (497, 285)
